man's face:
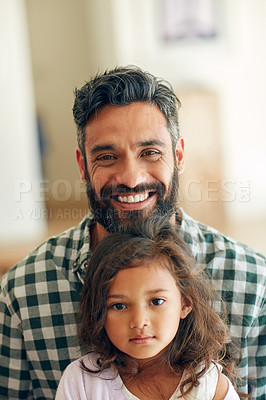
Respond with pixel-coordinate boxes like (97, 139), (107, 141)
(76, 102), (184, 233)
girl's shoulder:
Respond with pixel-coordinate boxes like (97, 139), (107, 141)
(176, 363), (222, 400)
(56, 353), (128, 400)
(178, 363), (239, 400)
(65, 352), (116, 379)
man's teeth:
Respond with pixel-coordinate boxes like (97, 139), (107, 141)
(117, 193), (149, 203)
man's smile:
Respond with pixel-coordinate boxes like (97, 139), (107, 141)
(111, 191), (156, 204)
(109, 191), (157, 211)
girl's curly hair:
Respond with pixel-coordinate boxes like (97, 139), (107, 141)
(77, 218), (244, 397)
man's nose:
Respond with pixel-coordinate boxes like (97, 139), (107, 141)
(129, 307), (149, 330)
(115, 157), (147, 189)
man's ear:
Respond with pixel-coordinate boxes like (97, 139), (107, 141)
(175, 136), (185, 174)
(76, 147), (86, 182)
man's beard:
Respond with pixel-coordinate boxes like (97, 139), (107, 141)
(85, 167), (179, 234)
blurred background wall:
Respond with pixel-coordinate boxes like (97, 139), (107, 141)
(1, 0), (266, 275)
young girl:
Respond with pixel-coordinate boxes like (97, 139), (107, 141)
(56, 220), (242, 400)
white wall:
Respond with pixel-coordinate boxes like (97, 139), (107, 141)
(109, 0), (266, 222)
(0, 0), (46, 243)
(25, 0), (90, 201)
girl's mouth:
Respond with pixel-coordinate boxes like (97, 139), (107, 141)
(129, 335), (154, 344)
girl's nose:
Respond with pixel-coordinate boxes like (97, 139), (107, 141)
(129, 308), (149, 330)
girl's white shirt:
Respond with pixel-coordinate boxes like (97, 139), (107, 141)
(55, 353), (240, 400)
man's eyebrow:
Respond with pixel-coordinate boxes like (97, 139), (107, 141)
(90, 144), (117, 155)
(90, 140), (166, 156)
(137, 140), (166, 148)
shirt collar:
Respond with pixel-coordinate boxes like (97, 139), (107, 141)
(72, 212), (95, 280)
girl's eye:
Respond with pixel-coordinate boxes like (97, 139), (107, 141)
(111, 303), (127, 311)
(150, 298), (165, 306)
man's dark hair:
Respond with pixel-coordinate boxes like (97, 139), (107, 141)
(73, 66), (181, 159)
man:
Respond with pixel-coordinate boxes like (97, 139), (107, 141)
(0, 66), (265, 399)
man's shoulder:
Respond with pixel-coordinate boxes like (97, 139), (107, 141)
(181, 210), (266, 266)
(0, 213), (93, 293)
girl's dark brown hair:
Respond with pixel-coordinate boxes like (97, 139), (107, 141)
(77, 219), (243, 397)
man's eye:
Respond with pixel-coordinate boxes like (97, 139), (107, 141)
(150, 298), (165, 306)
(141, 150), (161, 158)
(96, 154), (116, 161)
(111, 303), (126, 311)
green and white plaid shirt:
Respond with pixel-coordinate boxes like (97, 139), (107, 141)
(0, 210), (265, 399)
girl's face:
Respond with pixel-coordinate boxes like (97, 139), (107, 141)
(104, 261), (192, 362)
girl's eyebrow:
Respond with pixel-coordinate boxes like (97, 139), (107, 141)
(107, 294), (127, 300)
(145, 288), (170, 295)
(107, 289), (170, 300)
